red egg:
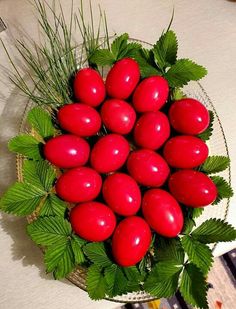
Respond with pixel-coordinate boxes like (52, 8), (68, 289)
(57, 103), (101, 137)
(168, 170), (218, 207)
(70, 202), (116, 241)
(106, 58), (140, 99)
(101, 99), (136, 134)
(44, 134), (90, 168)
(169, 98), (210, 135)
(127, 149), (170, 187)
(133, 76), (169, 112)
(55, 167), (102, 203)
(163, 135), (209, 168)
(90, 134), (130, 173)
(142, 189), (184, 237)
(134, 111), (170, 150)
(102, 173), (141, 216)
(73, 68), (105, 107)
(112, 216), (151, 267)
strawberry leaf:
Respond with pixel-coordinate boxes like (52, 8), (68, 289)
(165, 58), (207, 87)
(180, 263), (208, 309)
(0, 182), (45, 216)
(191, 218), (236, 243)
(27, 107), (55, 139)
(8, 134), (42, 160)
(201, 156), (230, 174)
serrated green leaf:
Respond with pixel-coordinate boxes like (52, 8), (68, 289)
(8, 135), (42, 160)
(83, 242), (112, 267)
(0, 182), (45, 216)
(86, 265), (106, 300)
(71, 236), (85, 264)
(155, 237), (184, 264)
(144, 260), (182, 297)
(131, 48), (160, 78)
(122, 42), (142, 58)
(27, 107), (55, 139)
(104, 264), (127, 297)
(192, 218), (236, 244)
(211, 176), (233, 204)
(89, 49), (115, 66)
(201, 156), (230, 174)
(191, 207), (204, 219)
(179, 263), (208, 309)
(181, 236), (213, 275)
(111, 33), (129, 58)
(27, 217), (72, 246)
(198, 110), (214, 141)
(182, 217), (195, 234)
(45, 240), (74, 279)
(39, 194), (67, 217)
(165, 59), (207, 87)
(153, 30), (178, 69)
(23, 160), (56, 191)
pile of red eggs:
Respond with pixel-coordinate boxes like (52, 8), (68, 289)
(43, 58), (217, 267)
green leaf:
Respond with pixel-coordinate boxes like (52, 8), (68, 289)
(131, 49), (160, 78)
(165, 58), (207, 87)
(86, 265), (107, 300)
(8, 134), (42, 160)
(27, 216), (72, 246)
(71, 235), (86, 264)
(45, 240), (74, 279)
(0, 182), (45, 216)
(198, 110), (214, 141)
(144, 260), (182, 297)
(211, 176), (233, 204)
(181, 236), (213, 275)
(153, 30), (178, 69)
(182, 217), (195, 234)
(192, 218), (236, 243)
(179, 263), (208, 309)
(201, 156), (230, 174)
(104, 264), (127, 297)
(27, 107), (55, 139)
(83, 242), (112, 267)
(191, 207), (204, 219)
(39, 194), (67, 217)
(122, 42), (142, 58)
(111, 33), (128, 58)
(122, 266), (143, 292)
(89, 49), (115, 66)
(155, 237), (184, 264)
(23, 160), (56, 191)
(171, 88), (187, 101)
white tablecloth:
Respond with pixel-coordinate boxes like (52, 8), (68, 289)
(0, 0), (236, 308)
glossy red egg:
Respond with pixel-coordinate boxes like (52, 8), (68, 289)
(44, 134), (90, 168)
(90, 134), (130, 173)
(142, 189), (184, 237)
(163, 135), (209, 168)
(169, 98), (210, 134)
(168, 170), (218, 207)
(57, 103), (101, 137)
(112, 216), (151, 267)
(73, 68), (105, 106)
(106, 58), (140, 99)
(70, 202), (116, 241)
(133, 76), (169, 112)
(102, 173), (141, 216)
(127, 149), (170, 187)
(134, 111), (170, 150)
(55, 167), (102, 203)
(101, 99), (136, 134)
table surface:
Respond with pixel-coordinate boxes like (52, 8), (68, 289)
(0, 0), (236, 308)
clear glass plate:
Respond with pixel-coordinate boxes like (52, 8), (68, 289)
(16, 40), (231, 303)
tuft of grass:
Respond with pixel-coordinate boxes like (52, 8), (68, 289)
(1, 0), (110, 108)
